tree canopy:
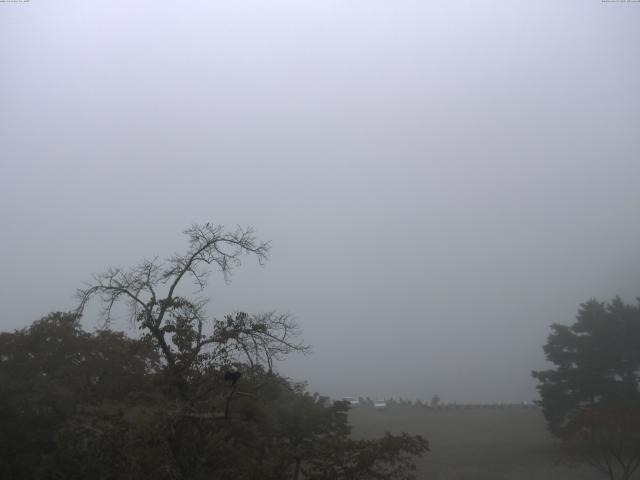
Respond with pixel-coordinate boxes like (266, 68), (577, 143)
(532, 297), (640, 480)
(1, 223), (428, 480)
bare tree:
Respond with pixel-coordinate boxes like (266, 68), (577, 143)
(75, 223), (308, 379)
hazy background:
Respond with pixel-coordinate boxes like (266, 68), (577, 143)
(1, 0), (639, 403)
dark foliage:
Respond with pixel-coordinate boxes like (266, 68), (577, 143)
(532, 297), (640, 480)
(0, 313), (428, 480)
(0, 223), (428, 479)
(0, 312), (159, 479)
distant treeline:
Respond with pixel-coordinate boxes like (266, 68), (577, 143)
(351, 397), (539, 409)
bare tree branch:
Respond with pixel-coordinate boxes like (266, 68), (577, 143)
(75, 223), (306, 383)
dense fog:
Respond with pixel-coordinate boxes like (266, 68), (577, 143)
(2, 0), (639, 405)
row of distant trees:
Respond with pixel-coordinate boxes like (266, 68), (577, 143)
(353, 397), (537, 409)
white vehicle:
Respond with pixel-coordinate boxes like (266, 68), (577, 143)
(342, 396), (360, 407)
(373, 399), (387, 409)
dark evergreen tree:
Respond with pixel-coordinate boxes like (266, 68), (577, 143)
(532, 297), (640, 480)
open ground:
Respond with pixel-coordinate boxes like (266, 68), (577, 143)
(349, 406), (605, 480)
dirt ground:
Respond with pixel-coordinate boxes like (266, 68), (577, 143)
(349, 406), (605, 480)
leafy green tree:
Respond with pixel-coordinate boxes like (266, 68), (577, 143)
(0, 312), (158, 479)
(532, 297), (640, 480)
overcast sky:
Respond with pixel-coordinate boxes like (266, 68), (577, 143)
(1, 0), (640, 403)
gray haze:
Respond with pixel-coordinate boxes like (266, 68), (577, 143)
(1, 0), (640, 403)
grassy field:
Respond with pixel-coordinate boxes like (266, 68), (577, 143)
(349, 406), (605, 480)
